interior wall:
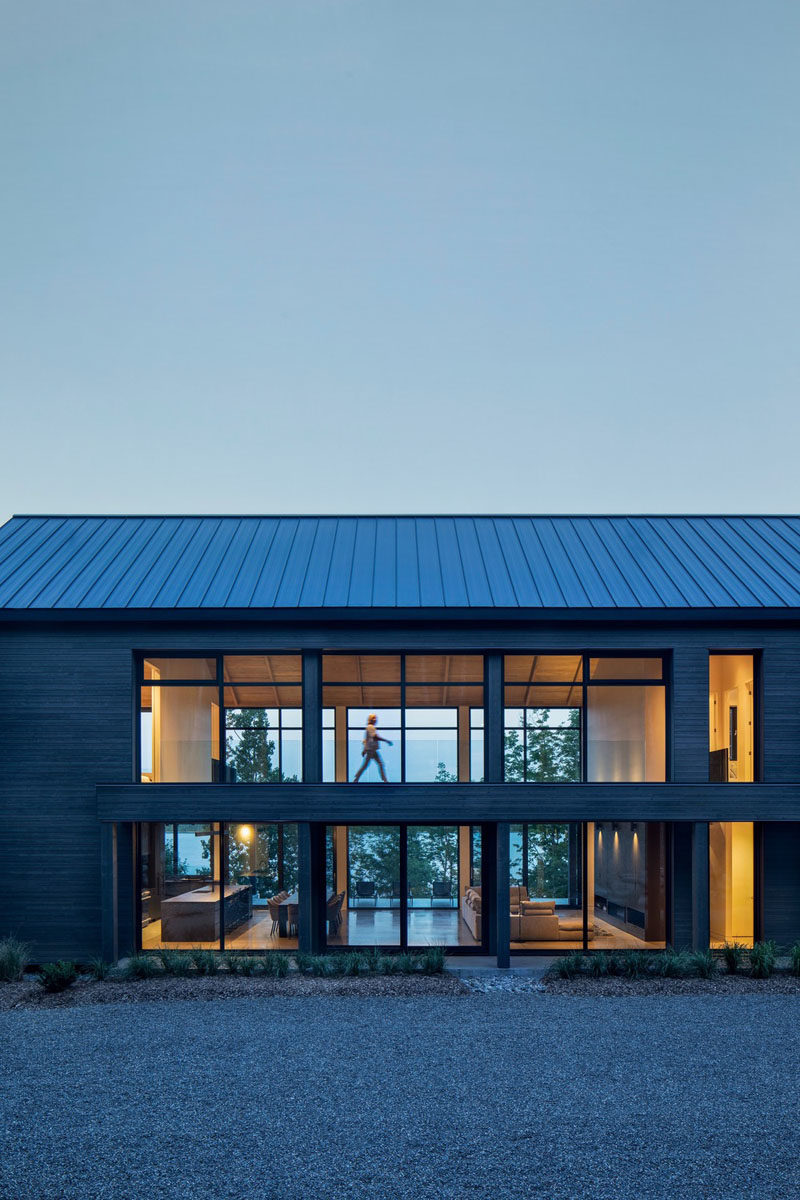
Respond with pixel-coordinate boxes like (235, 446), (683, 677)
(709, 656), (754, 782)
(709, 821), (754, 945)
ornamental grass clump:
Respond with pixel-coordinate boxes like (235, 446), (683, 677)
(419, 946), (446, 975)
(653, 949), (691, 978)
(721, 942), (747, 974)
(87, 956), (112, 981)
(393, 952), (419, 975)
(37, 961), (78, 993)
(689, 949), (717, 979)
(123, 954), (160, 980)
(190, 949), (219, 976)
(619, 950), (649, 980)
(235, 956), (260, 977)
(749, 940), (778, 979)
(160, 951), (193, 977)
(790, 941), (800, 977)
(0, 936), (30, 982)
(554, 952), (584, 979)
(588, 952), (610, 977)
(262, 952), (289, 978)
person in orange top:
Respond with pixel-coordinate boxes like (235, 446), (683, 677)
(353, 713), (393, 782)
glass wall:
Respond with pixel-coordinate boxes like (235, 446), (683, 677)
(709, 822), (754, 946)
(322, 654), (483, 782)
(140, 822), (222, 948)
(709, 655), (755, 782)
(327, 825), (402, 946)
(510, 823), (584, 950)
(325, 824), (482, 948)
(504, 655), (666, 782)
(139, 654), (302, 783)
(592, 821), (667, 948)
(509, 820), (667, 952)
(140, 821), (300, 950)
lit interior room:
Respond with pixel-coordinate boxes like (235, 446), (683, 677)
(140, 822), (301, 950)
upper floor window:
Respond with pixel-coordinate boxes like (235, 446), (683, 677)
(709, 654), (755, 782)
(322, 653), (484, 782)
(504, 654), (666, 782)
(139, 654), (302, 782)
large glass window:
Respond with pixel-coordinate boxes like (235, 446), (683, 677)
(140, 821), (300, 951)
(510, 823), (584, 950)
(323, 654), (483, 782)
(504, 655), (666, 782)
(709, 822), (754, 946)
(509, 820), (667, 952)
(327, 825), (402, 946)
(138, 654), (302, 783)
(325, 824), (482, 949)
(140, 822), (222, 949)
(140, 685), (220, 782)
(587, 686), (665, 782)
(592, 821), (667, 948)
(709, 655), (755, 782)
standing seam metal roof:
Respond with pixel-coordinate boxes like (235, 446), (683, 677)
(1, 514), (800, 611)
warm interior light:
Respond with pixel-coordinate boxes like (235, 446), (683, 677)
(238, 824), (253, 842)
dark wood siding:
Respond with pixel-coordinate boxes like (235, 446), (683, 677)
(762, 822), (800, 944)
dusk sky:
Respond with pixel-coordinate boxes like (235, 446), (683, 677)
(2, 2), (799, 524)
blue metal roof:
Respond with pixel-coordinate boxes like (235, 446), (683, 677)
(1, 514), (800, 611)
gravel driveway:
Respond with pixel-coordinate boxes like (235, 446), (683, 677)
(1, 994), (798, 1200)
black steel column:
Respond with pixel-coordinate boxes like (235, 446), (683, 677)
(100, 823), (118, 962)
(485, 653), (503, 783)
(485, 653), (508, 966)
(692, 822), (710, 950)
(495, 823), (511, 968)
(302, 651), (323, 784)
(299, 653), (324, 953)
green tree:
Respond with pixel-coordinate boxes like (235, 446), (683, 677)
(225, 708), (299, 783)
(504, 708), (580, 782)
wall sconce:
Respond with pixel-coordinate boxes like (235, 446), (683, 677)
(596, 822), (603, 832)
(630, 822), (638, 833)
(612, 822), (619, 833)
(237, 824), (253, 842)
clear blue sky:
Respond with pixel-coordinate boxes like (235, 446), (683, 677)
(2, 1), (799, 524)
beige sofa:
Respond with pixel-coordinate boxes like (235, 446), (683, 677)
(461, 886), (482, 940)
(510, 900), (595, 942)
(462, 888), (595, 943)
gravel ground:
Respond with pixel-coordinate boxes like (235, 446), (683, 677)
(0, 972), (463, 1011)
(543, 972), (800, 996)
(2, 993), (799, 1200)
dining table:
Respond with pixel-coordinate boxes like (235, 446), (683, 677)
(277, 890), (336, 937)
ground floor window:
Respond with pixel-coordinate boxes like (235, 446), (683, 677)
(134, 819), (674, 956)
(510, 821), (667, 952)
(709, 821), (755, 946)
(325, 824), (484, 950)
(138, 821), (301, 951)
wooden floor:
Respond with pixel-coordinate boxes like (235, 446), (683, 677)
(328, 905), (479, 948)
(141, 905), (663, 952)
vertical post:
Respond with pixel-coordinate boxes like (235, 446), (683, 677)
(300, 652), (323, 953)
(116, 823), (136, 960)
(100, 823), (118, 963)
(400, 825), (409, 950)
(485, 653), (507, 966)
(298, 823), (326, 953)
(302, 651), (323, 785)
(692, 822), (710, 950)
(495, 823), (511, 968)
(485, 653), (503, 783)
